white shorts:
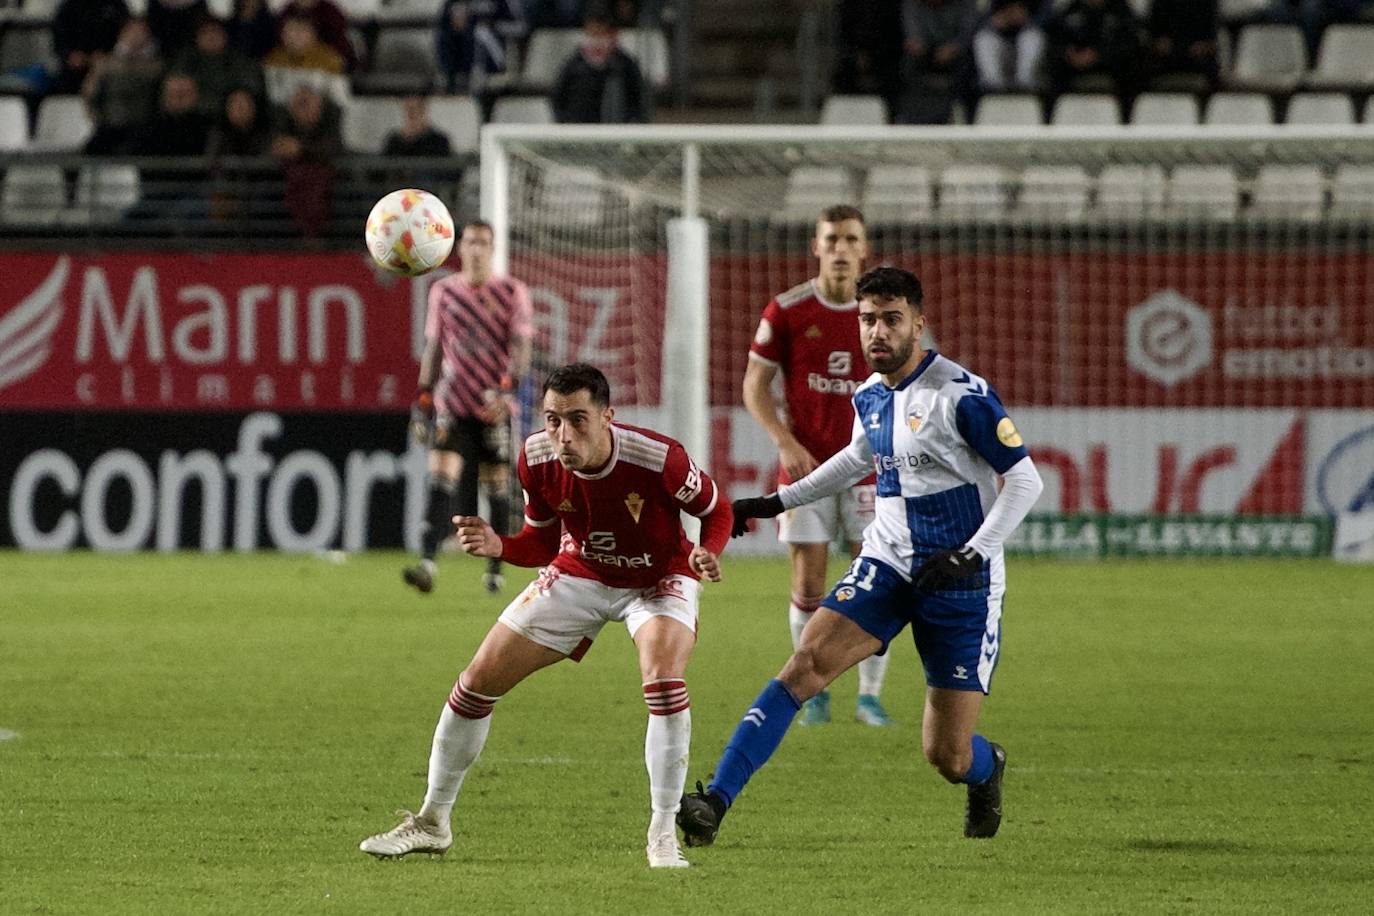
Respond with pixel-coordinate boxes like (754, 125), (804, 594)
(777, 484), (875, 546)
(498, 566), (700, 660)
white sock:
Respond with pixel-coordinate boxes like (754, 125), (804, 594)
(418, 683), (499, 825)
(788, 602), (812, 651)
(857, 651), (889, 698)
(421, 558), (437, 575)
(643, 682), (691, 834)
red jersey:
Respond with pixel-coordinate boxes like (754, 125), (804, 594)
(748, 279), (874, 485)
(501, 423), (733, 589)
(425, 272), (534, 419)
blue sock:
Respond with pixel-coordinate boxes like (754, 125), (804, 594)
(707, 679), (803, 807)
(961, 734), (995, 785)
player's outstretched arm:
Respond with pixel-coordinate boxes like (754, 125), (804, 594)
(729, 494), (784, 538)
(454, 515), (500, 557)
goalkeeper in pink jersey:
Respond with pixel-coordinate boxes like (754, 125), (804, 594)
(404, 219), (533, 596)
(362, 363), (734, 868)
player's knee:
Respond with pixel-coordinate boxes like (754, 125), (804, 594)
(455, 664), (503, 700)
(778, 647), (828, 699)
(924, 740), (972, 783)
(447, 672), (502, 720)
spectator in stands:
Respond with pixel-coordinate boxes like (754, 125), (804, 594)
(611, 0), (639, 27)
(138, 73), (213, 155)
(896, 0), (979, 124)
(147, 0), (211, 59)
(271, 84), (342, 237)
(973, 0), (1049, 92)
(552, 10), (647, 123)
(528, 0), (585, 29)
(82, 17), (164, 155)
(1045, 0), (1144, 100)
(383, 96), (454, 156)
(1146, 0), (1218, 89)
(52, 0), (130, 94)
(1265, 0), (1374, 60)
(437, 0), (526, 92)
(210, 87), (273, 156)
(229, 0), (277, 59)
(265, 14), (347, 77)
(833, 0), (904, 111)
(171, 15), (265, 118)
(276, 0), (357, 71)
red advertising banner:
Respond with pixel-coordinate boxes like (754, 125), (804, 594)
(1, 250), (1370, 411)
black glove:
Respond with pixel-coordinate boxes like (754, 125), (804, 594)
(730, 494), (785, 538)
(410, 389), (435, 445)
(914, 545), (984, 593)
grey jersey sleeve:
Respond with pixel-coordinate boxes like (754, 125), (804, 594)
(965, 456), (1044, 558)
(779, 415), (873, 509)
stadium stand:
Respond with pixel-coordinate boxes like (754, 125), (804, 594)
(1130, 92), (1199, 126)
(973, 94), (1041, 127)
(1050, 93), (1121, 127)
(818, 94), (887, 126)
(1286, 92), (1357, 125)
(861, 165), (933, 221)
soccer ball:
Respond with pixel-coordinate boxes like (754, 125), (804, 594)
(365, 189), (455, 277)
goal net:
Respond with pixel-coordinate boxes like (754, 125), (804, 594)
(483, 125), (1374, 554)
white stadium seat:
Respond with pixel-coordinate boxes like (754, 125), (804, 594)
(489, 95), (554, 124)
(1017, 165), (1091, 221)
(32, 95), (92, 150)
(819, 94), (888, 126)
(521, 29), (583, 89)
(1251, 164), (1325, 220)
(1051, 93), (1120, 126)
(1285, 92), (1356, 126)
(1167, 165), (1239, 220)
(428, 95), (482, 154)
(1230, 24), (1307, 91)
(0, 96), (29, 150)
(939, 164), (1010, 219)
(1131, 92), (1199, 126)
(1204, 92), (1273, 125)
(974, 94), (1041, 126)
(1, 164), (65, 225)
(1330, 163), (1374, 216)
(1307, 25), (1374, 89)
(774, 166), (854, 222)
(861, 165), (933, 221)
(619, 28), (671, 90)
(342, 96), (406, 154)
(1096, 164), (1167, 218)
(72, 164), (141, 224)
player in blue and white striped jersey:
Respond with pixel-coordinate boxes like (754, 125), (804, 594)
(679, 266), (1043, 844)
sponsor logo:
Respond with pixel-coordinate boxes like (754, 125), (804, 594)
(804, 324), (822, 339)
(873, 452), (933, 472)
(907, 405), (925, 433)
(835, 586), (856, 602)
(674, 460), (703, 504)
(807, 373), (861, 394)
(580, 530), (654, 568)
(952, 666), (969, 680)
(625, 491), (644, 522)
(996, 417), (1023, 448)
(557, 498), (575, 512)
(1316, 425), (1374, 515)
(826, 351), (852, 376)
(0, 256), (67, 391)
(868, 412), (881, 429)
(1125, 290), (1213, 387)
(744, 707), (766, 727)
(1008, 514), (1330, 557)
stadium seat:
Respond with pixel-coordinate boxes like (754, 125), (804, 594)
(938, 164), (1010, 220)
(342, 96), (406, 153)
(0, 164), (65, 225)
(1229, 24), (1307, 91)
(1285, 92), (1356, 125)
(1016, 165), (1091, 221)
(265, 68), (351, 107)
(819, 94), (888, 126)
(1306, 25), (1374, 89)
(1203, 92), (1273, 125)
(1167, 165), (1239, 219)
(1251, 164), (1326, 220)
(373, 0), (439, 21)
(71, 163), (140, 224)
(429, 95), (481, 154)
(1051, 93), (1120, 126)
(1219, 0), (1269, 21)
(1329, 163), (1374, 216)
(521, 29), (583, 89)
(619, 28), (671, 90)
(1130, 92), (1199, 126)
(489, 95), (554, 124)
(365, 27), (439, 92)
(1096, 164), (1167, 218)
(775, 166), (854, 222)
(336, 0), (382, 19)
(973, 94), (1041, 126)
(0, 96), (28, 150)
(861, 165), (933, 221)
(0, 25), (53, 73)
(540, 165), (603, 230)
(32, 95), (92, 150)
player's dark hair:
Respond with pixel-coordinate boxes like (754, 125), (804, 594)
(856, 266), (924, 312)
(544, 363), (612, 408)
(820, 204), (865, 226)
(462, 219), (494, 235)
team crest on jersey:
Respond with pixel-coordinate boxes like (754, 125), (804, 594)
(835, 586), (856, 602)
(558, 498), (575, 512)
(907, 405), (925, 432)
(625, 492), (644, 523)
(804, 325), (822, 339)
(996, 417), (1023, 447)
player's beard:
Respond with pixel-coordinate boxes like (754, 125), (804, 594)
(866, 338), (914, 375)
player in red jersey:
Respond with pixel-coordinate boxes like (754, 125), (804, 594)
(744, 204), (891, 727)
(361, 363), (733, 869)
(404, 219), (533, 596)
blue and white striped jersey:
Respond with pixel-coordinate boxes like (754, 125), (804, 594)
(780, 350), (1029, 585)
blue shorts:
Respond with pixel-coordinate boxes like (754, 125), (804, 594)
(821, 556), (1003, 694)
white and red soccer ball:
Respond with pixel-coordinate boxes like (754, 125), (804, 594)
(365, 188), (455, 277)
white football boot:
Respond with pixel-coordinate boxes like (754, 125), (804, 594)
(359, 811), (452, 858)
(646, 831), (690, 868)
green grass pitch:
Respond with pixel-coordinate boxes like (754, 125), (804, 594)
(2, 551), (1372, 915)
